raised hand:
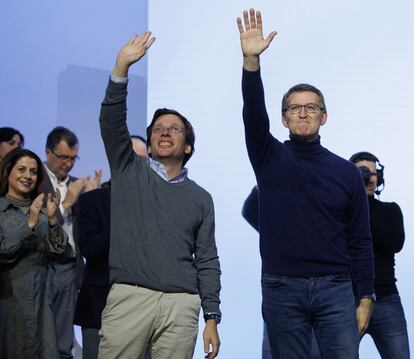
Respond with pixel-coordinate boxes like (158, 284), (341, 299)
(112, 32), (156, 78)
(237, 9), (277, 71)
(28, 193), (45, 230)
(62, 177), (89, 210)
(85, 169), (102, 192)
(47, 188), (61, 225)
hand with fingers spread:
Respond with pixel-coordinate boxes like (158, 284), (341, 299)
(85, 169), (103, 192)
(28, 193), (45, 230)
(112, 32), (156, 78)
(62, 177), (89, 211)
(237, 8), (277, 71)
(203, 321), (220, 359)
(47, 188), (61, 226)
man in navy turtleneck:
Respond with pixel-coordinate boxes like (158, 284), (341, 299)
(237, 9), (374, 359)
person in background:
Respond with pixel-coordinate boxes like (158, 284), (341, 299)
(0, 127), (24, 162)
(242, 186), (321, 359)
(39, 126), (101, 359)
(0, 148), (71, 358)
(242, 186), (272, 358)
(350, 151), (410, 358)
(74, 135), (148, 359)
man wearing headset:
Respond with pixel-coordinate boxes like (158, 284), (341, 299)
(350, 152), (410, 358)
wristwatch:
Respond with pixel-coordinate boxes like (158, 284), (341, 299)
(204, 313), (222, 324)
(360, 293), (376, 302)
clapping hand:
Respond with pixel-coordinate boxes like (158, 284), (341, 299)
(62, 177), (89, 210)
(85, 170), (102, 192)
(47, 188), (61, 226)
(28, 193), (45, 230)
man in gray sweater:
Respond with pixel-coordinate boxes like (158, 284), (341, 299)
(98, 32), (221, 359)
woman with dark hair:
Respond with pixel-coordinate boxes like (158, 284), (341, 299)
(0, 148), (71, 358)
(0, 127), (24, 162)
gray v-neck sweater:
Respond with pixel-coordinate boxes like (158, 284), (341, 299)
(99, 79), (221, 314)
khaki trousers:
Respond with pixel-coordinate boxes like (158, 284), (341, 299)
(98, 283), (201, 359)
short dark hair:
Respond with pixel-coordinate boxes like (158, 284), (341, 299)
(349, 151), (379, 165)
(0, 127), (25, 147)
(146, 108), (195, 166)
(0, 148), (44, 199)
(46, 126), (78, 151)
(281, 84), (327, 114)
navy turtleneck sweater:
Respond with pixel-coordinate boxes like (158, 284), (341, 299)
(242, 69), (374, 298)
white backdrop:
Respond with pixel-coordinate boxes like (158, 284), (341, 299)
(147, 1), (414, 357)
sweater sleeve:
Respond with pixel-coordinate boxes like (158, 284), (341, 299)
(194, 195), (221, 315)
(348, 172), (375, 298)
(0, 222), (36, 264)
(370, 201), (405, 253)
(99, 78), (135, 174)
(242, 69), (278, 169)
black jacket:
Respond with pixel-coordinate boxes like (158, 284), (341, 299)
(74, 187), (111, 328)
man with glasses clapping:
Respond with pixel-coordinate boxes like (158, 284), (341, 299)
(40, 126), (101, 359)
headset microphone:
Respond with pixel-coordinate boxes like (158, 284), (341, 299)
(349, 151), (385, 195)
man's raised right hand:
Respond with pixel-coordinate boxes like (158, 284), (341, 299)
(237, 9), (277, 71)
(112, 32), (156, 78)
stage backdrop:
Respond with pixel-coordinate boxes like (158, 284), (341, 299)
(0, 0), (149, 177)
(1, 0), (413, 358)
(147, 1), (413, 358)
(0, 0), (149, 354)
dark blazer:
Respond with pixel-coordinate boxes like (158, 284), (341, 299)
(74, 187), (111, 329)
(38, 164), (84, 286)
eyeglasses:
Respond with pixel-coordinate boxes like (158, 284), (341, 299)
(285, 103), (324, 114)
(151, 125), (184, 134)
(51, 150), (80, 162)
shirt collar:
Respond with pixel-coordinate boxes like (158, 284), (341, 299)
(147, 157), (188, 183)
(44, 163), (70, 185)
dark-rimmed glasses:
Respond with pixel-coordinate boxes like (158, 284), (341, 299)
(51, 150), (79, 162)
(285, 103), (324, 114)
(151, 125), (184, 134)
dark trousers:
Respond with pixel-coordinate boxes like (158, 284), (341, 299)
(51, 260), (78, 359)
(262, 323), (321, 359)
(362, 294), (410, 359)
(262, 274), (359, 359)
(81, 328), (100, 359)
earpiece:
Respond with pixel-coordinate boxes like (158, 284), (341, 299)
(349, 151), (384, 195)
